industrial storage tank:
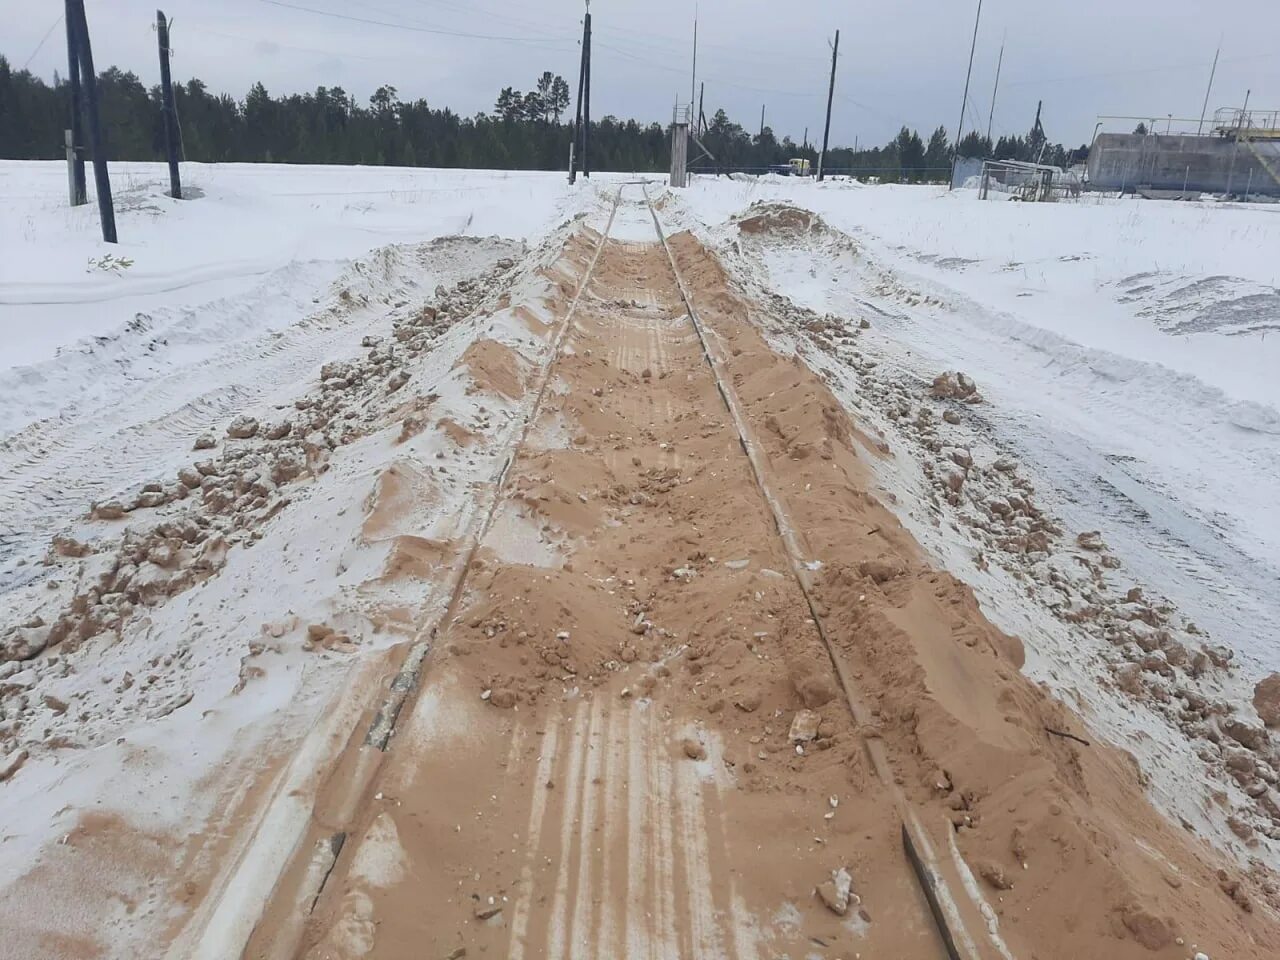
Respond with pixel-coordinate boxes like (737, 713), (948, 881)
(1088, 127), (1280, 197)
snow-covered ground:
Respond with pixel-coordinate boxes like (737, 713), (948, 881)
(1, 161), (578, 369)
(679, 175), (1280, 679)
(668, 175), (1280, 862)
(2, 162), (1279, 952)
(0, 161), (626, 956)
(0, 163), (597, 589)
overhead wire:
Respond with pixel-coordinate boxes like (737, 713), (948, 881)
(22, 14), (63, 70)
(344, 0), (567, 44)
(591, 38), (824, 100)
(187, 23), (426, 64)
(1002, 50), (1277, 88)
(399, 0), (565, 33)
(595, 24), (829, 70)
(257, 0), (572, 45)
(245, 1), (1272, 146)
(253, 1), (858, 140)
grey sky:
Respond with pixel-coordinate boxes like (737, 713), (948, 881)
(9, 0), (1280, 148)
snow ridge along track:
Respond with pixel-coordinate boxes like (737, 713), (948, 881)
(642, 185), (1004, 960)
(175, 191), (622, 960)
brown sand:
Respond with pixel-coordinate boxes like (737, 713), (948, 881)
(457, 339), (527, 400)
(246, 213), (1279, 960)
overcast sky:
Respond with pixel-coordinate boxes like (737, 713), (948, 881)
(8, 0), (1279, 148)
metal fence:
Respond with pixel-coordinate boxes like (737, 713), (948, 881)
(1213, 108), (1280, 140)
(978, 159), (1082, 201)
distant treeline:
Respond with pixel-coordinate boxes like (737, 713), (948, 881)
(0, 55), (1086, 181)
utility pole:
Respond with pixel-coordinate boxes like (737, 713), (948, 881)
(818, 29), (839, 182)
(760, 104), (765, 138)
(690, 11), (698, 113)
(950, 0), (984, 190)
(570, 6), (588, 183)
(68, 0), (117, 242)
(1031, 100), (1046, 163)
(156, 10), (182, 199)
(64, 0), (87, 206)
(986, 32), (1004, 144)
(1197, 42), (1221, 136)
(582, 5), (592, 178)
(803, 126), (808, 151)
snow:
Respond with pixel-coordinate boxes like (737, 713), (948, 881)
(0, 161), (585, 371)
(677, 176), (1280, 678)
(0, 161), (622, 957)
(3, 160), (1279, 948)
(666, 175), (1280, 861)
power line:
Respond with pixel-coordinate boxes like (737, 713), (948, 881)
(402, 0), (564, 34)
(595, 25), (828, 71)
(187, 23), (427, 64)
(257, 0), (572, 45)
(349, 0), (566, 44)
(965, 98), (985, 134)
(591, 40), (687, 76)
(1002, 50), (1277, 88)
(22, 14), (63, 69)
(699, 75), (826, 99)
(592, 40), (825, 100)
(837, 93), (904, 126)
(587, 23), (829, 79)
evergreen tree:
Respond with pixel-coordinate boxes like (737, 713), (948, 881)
(0, 57), (1082, 179)
(894, 126), (926, 182)
(956, 131), (991, 159)
(494, 87), (521, 122)
(924, 125), (950, 174)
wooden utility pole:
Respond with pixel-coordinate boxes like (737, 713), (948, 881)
(818, 30), (839, 182)
(582, 7), (592, 178)
(950, 0), (984, 190)
(156, 10), (182, 199)
(68, 0), (117, 242)
(1031, 100), (1045, 163)
(570, 8), (588, 183)
(760, 104), (765, 138)
(64, 0), (87, 206)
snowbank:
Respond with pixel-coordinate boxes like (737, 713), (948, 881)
(0, 162), (588, 371)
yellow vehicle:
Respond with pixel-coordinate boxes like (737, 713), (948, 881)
(788, 157), (812, 176)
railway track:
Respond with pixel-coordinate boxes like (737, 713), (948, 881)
(179, 184), (1011, 960)
(640, 186), (1006, 960)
